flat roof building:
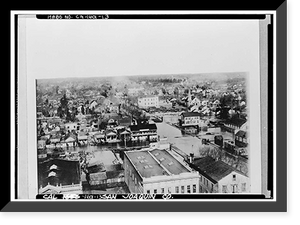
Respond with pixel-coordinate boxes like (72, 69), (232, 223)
(124, 149), (199, 194)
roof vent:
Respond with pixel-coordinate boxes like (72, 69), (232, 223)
(50, 164), (58, 170)
(48, 171), (56, 177)
(168, 162), (174, 166)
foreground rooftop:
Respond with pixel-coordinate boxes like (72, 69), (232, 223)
(125, 149), (191, 179)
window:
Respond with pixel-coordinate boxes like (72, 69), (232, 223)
(233, 174), (236, 181)
(175, 186), (179, 193)
(222, 185), (227, 193)
(146, 190), (150, 194)
(161, 188), (164, 194)
(193, 184), (197, 193)
(168, 187), (171, 193)
(200, 176), (202, 182)
(242, 183), (246, 192)
(187, 185), (191, 193)
(154, 189), (157, 194)
(181, 186), (185, 193)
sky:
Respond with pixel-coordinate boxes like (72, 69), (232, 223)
(24, 18), (260, 79)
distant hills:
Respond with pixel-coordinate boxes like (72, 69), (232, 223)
(37, 72), (247, 85)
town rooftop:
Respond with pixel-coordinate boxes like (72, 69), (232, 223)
(125, 149), (190, 179)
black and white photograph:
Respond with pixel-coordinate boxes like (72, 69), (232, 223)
(36, 72), (250, 196)
(10, 8), (286, 210)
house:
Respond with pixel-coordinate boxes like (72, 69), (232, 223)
(124, 149), (199, 194)
(138, 96), (159, 108)
(108, 103), (120, 114)
(93, 132), (106, 144)
(89, 99), (98, 110)
(222, 117), (247, 134)
(63, 136), (76, 147)
(235, 130), (248, 148)
(233, 130), (248, 156)
(159, 99), (172, 108)
(65, 122), (80, 133)
(179, 112), (201, 131)
(190, 97), (201, 107)
(191, 156), (249, 193)
(105, 129), (119, 143)
(38, 159), (82, 194)
(77, 133), (88, 145)
(107, 118), (118, 128)
(129, 123), (158, 142)
(117, 128), (131, 142)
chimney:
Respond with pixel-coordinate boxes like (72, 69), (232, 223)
(189, 153), (195, 164)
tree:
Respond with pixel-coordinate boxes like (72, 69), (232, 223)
(60, 94), (68, 108)
(55, 86), (59, 94)
(174, 87), (179, 96)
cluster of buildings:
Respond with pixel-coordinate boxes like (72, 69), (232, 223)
(38, 144), (250, 195)
(37, 76), (249, 196)
(123, 146), (249, 194)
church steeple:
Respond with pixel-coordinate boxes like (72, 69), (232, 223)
(187, 89), (192, 107)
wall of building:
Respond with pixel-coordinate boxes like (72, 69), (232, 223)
(183, 116), (200, 126)
(199, 174), (218, 193)
(138, 96), (159, 108)
(217, 171), (249, 193)
(163, 114), (180, 124)
(143, 177), (199, 194)
(124, 154), (143, 193)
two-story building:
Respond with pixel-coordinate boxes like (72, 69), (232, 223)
(222, 117), (247, 135)
(124, 149), (200, 194)
(138, 96), (159, 108)
(129, 123), (158, 142)
(191, 156), (249, 193)
(65, 122), (80, 133)
(179, 112), (202, 133)
(179, 112), (201, 126)
(234, 130), (248, 156)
